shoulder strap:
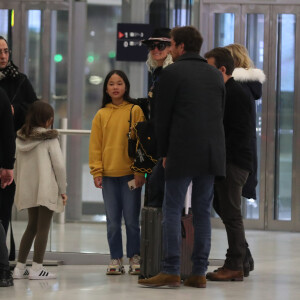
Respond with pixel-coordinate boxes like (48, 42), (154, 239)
(129, 104), (135, 133)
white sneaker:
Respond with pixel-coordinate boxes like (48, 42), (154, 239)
(106, 258), (125, 275)
(13, 267), (29, 279)
(129, 254), (140, 275)
(28, 268), (56, 280)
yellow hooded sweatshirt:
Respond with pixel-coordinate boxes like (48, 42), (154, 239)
(89, 101), (145, 178)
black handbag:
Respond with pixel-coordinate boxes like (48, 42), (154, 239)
(128, 104), (137, 159)
(130, 121), (158, 174)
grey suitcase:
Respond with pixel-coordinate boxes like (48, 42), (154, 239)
(139, 206), (193, 279)
(140, 207), (163, 278)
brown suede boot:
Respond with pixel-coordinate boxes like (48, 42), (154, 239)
(138, 273), (181, 288)
(206, 267), (243, 281)
(184, 275), (206, 288)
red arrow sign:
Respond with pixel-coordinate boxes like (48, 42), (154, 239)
(118, 31), (124, 39)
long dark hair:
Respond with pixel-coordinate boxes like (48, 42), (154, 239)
(101, 70), (131, 108)
(20, 101), (54, 137)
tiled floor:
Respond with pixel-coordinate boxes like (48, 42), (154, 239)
(2, 223), (300, 299)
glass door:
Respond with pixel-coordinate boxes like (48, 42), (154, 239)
(205, 4), (268, 229)
(203, 3), (300, 231)
(1, 2), (70, 252)
(22, 4), (70, 252)
(266, 5), (300, 231)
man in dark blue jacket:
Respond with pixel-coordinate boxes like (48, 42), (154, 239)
(138, 26), (226, 288)
(204, 47), (253, 281)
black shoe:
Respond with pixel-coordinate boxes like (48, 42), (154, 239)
(246, 248), (254, 271)
(243, 248), (254, 277)
(243, 261), (250, 277)
(248, 257), (254, 271)
(0, 269), (14, 287)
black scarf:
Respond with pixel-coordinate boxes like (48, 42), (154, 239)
(0, 61), (19, 80)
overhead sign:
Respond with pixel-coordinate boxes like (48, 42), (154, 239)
(116, 23), (153, 62)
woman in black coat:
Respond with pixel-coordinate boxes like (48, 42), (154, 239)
(131, 28), (173, 206)
(0, 36), (37, 260)
(225, 43), (266, 275)
(225, 43), (266, 200)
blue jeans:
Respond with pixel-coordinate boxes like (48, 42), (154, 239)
(102, 175), (141, 259)
(162, 175), (214, 276)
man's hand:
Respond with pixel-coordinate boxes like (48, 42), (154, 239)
(94, 176), (103, 188)
(134, 174), (145, 188)
(0, 169), (13, 189)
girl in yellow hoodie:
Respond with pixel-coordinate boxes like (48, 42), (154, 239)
(89, 70), (145, 275)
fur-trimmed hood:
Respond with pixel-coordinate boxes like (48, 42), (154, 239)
(232, 68), (266, 84)
(233, 68), (266, 101)
(16, 127), (59, 152)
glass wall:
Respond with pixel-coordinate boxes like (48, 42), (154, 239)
(274, 14), (295, 221)
(26, 10), (42, 98)
(214, 13), (235, 47)
(169, 0), (192, 27)
(25, 10), (69, 128)
(243, 13), (265, 219)
(5, 1), (300, 259)
(81, 4), (122, 221)
(0, 9), (9, 37)
(50, 10), (69, 129)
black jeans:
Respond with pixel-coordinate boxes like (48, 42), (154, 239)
(214, 163), (249, 270)
(0, 181), (15, 234)
(0, 181), (16, 261)
(0, 222), (9, 271)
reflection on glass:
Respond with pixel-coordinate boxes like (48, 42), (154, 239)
(242, 14), (265, 220)
(0, 10), (8, 37)
(50, 10), (69, 129)
(26, 10), (42, 97)
(169, 0), (192, 27)
(274, 14), (295, 221)
(84, 5), (121, 130)
(214, 13), (234, 47)
(82, 5), (121, 221)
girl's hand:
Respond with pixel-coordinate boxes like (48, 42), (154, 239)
(94, 176), (103, 188)
(61, 194), (68, 206)
(134, 174), (145, 188)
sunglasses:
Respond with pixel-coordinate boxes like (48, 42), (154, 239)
(147, 42), (170, 51)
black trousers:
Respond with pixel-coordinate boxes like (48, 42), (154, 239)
(0, 181), (15, 261)
(214, 163), (249, 270)
(0, 221), (9, 271)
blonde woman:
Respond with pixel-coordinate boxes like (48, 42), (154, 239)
(132, 28), (173, 207)
(225, 43), (266, 276)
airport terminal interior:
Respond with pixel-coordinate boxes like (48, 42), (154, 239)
(1, 0), (300, 299)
